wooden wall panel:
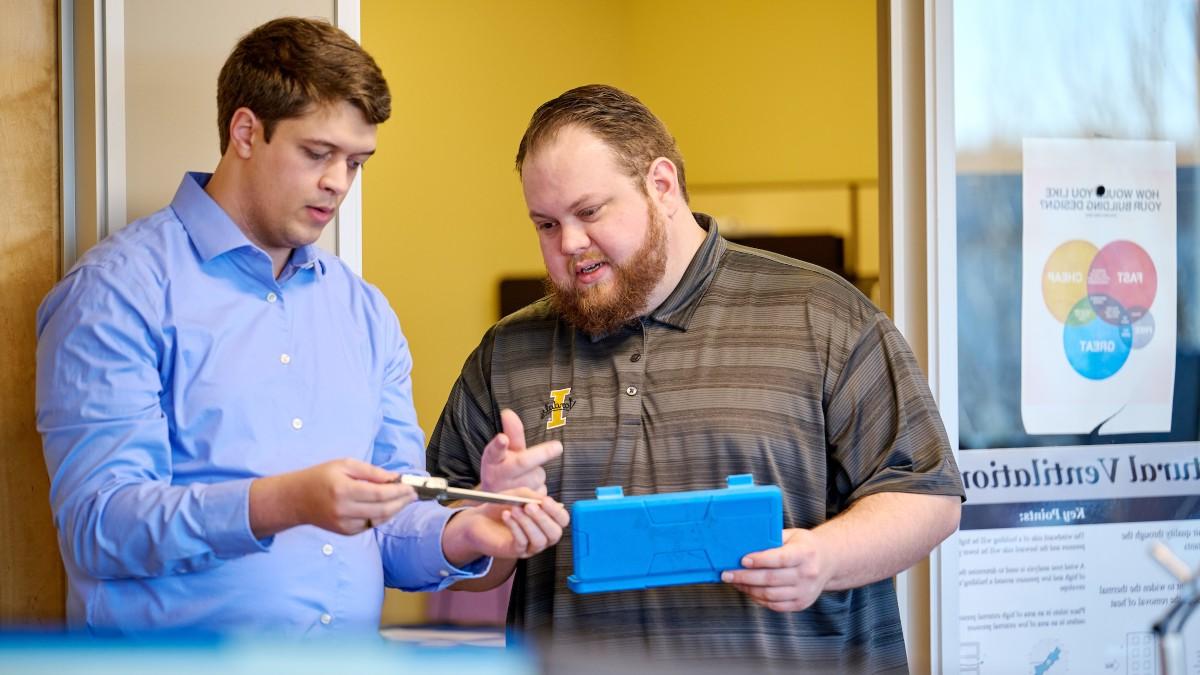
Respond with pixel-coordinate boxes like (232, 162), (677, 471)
(0, 0), (65, 625)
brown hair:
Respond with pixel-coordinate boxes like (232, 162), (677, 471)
(515, 84), (688, 202)
(216, 17), (390, 154)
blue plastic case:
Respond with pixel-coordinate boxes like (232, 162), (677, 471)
(567, 474), (783, 594)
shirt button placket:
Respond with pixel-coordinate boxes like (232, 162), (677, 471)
(271, 290), (300, 439)
(615, 326), (646, 467)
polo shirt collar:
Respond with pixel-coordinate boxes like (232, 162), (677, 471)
(648, 212), (725, 331)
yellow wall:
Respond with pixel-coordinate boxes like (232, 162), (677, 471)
(624, 1), (878, 184)
(363, 0), (878, 441)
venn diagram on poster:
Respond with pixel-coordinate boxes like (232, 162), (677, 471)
(1042, 240), (1158, 380)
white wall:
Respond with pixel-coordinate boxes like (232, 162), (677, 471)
(120, 0), (337, 253)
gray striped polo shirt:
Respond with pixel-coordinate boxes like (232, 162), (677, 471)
(427, 215), (963, 673)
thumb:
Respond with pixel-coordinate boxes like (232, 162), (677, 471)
(499, 409), (527, 451)
(342, 458), (399, 484)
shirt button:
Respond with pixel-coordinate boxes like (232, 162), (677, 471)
(322, 544), (333, 556)
(266, 292), (278, 303)
(291, 417), (303, 430)
(280, 353), (291, 365)
(439, 569), (450, 577)
(630, 353), (642, 362)
(625, 386), (638, 396)
(320, 613), (332, 625)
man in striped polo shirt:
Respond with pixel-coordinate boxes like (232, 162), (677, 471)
(427, 84), (964, 672)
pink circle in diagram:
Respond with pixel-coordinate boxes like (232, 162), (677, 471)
(1087, 240), (1157, 322)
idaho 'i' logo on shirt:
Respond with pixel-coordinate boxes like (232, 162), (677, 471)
(544, 387), (573, 429)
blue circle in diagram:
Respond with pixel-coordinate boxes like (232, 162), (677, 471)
(1063, 297), (1132, 380)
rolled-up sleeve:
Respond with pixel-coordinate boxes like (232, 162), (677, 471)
(36, 265), (269, 581)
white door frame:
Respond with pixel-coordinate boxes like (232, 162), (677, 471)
(60, 0), (364, 276)
(881, 0), (959, 672)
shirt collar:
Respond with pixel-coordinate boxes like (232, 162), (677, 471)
(647, 212), (726, 331)
(170, 172), (326, 277)
(283, 242), (325, 277)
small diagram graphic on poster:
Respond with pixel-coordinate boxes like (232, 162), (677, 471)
(1021, 139), (1177, 435)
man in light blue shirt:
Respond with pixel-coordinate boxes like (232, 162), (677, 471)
(35, 17), (567, 637)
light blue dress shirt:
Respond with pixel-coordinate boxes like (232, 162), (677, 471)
(36, 172), (486, 637)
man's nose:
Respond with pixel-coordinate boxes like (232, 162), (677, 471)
(559, 222), (590, 256)
(320, 163), (350, 197)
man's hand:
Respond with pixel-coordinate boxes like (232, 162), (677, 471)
(441, 489), (570, 567)
(249, 459), (418, 538)
(721, 528), (831, 612)
(720, 493), (962, 612)
(479, 409), (562, 494)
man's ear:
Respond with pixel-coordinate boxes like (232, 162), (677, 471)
(646, 157), (683, 215)
(227, 107), (259, 160)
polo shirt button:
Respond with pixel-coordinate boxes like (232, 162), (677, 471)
(320, 613), (332, 625)
(630, 353), (642, 362)
(625, 386), (638, 396)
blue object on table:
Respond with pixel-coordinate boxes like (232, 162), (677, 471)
(567, 474), (783, 594)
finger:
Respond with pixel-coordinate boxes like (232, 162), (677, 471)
(535, 497), (570, 528)
(741, 583), (796, 603)
(340, 459), (401, 484)
(501, 509), (529, 554)
(511, 441), (563, 472)
(742, 538), (807, 570)
(480, 432), (511, 466)
(513, 504), (551, 552)
(502, 466), (546, 492)
(366, 491), (420, 525)
(507, 509), (548, 557)
(487, 468), (545, 493)
(721, 567), (793, 587)
(341, 458), (402, 483)
(346, 480), (414, 505)
(732, 583), (799, 610)
(764, 600), (805, 613)
(499, 409), (527, 451)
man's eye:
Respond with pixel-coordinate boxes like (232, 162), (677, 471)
(304, 148), (328, 161)
(536, 221), (556, 231)
(348, 159), (363, 170)
(579, 207), (599, 219)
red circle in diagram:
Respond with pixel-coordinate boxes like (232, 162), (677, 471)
(1087, 240), (1157, 322)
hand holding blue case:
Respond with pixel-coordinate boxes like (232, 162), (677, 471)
(567, 474), (783, 593)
